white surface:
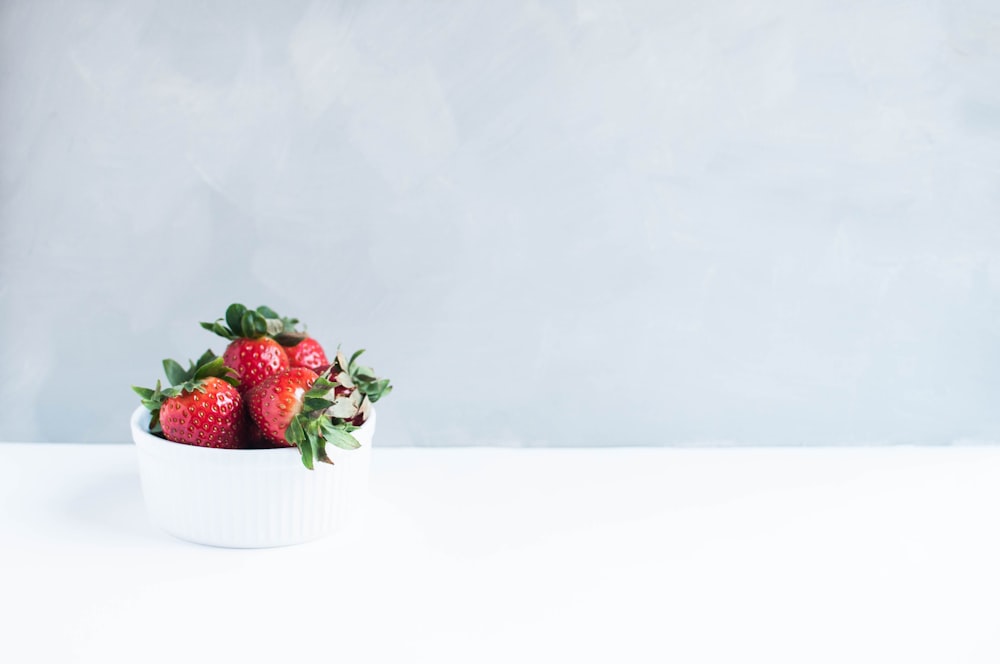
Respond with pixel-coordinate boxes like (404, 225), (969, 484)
(131, 407), (374, 548)
(2, 443), (999, 663)
(3, 1), (1000, 446)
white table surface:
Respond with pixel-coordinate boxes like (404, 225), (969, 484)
(2, 443), (999, 663)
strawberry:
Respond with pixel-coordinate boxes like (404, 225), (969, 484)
(247, 368), (318, 447)
(132, 350), (243, 449)
(282, 336), (329, 371)
(240, 411), (274, 449)
(201, 303), (290, 391)
(324, 348), (393, 426)
(247, 368), (365, 469)
(222, 338), (289, 391)
(262, 306), (329, 371)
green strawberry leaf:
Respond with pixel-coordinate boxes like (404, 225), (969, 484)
(241, 311), (258, 338)
(304, 420), (332, 467)
(325, 427), (361, 451)
(312, 376), (336, 390)
(304, 396), (334, 411)
(163, 359), (188, 386)
(134, 380), (168, 435)
(361, 378), (392, 403)
(200, 320), (235, 340)
(226, 303), (247, 336)
(132, 386), (155, 399)
(298, 447), (314, 470)
(255, 305), (279, 319)
(286, 416), (305, 447)
(291, 418), (314, 470)
(348, 349), (366, 371)
(193, 356), (225, 380)
(195, 348), (217, 369)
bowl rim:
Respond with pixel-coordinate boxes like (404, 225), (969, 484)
(130, 404), (375, 456)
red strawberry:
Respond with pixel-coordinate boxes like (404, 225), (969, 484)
(247, 368), (318, 447)
(247, 368), (364, 469)
(239, 411), (275, 449)
(159, 378), (243, 448)
(201, 304), (291, 391)
(283, 336), (329, 371)
(133, 351), (243, 449)
(222, 337), (289, 391)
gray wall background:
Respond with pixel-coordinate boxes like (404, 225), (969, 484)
(1, 0), (999, 445)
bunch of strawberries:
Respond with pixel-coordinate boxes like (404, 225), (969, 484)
(133, 303), (391, 469)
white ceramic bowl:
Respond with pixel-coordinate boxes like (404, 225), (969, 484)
(130, 406), (373, 548)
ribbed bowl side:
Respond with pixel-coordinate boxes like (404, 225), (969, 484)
(132, 407), (374, 549)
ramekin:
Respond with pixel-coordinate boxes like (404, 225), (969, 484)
(130, 405), (374, 548)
